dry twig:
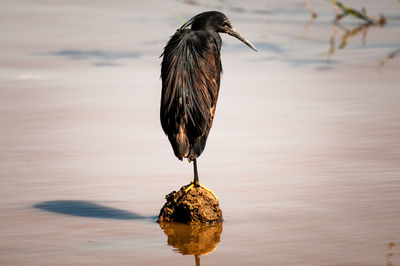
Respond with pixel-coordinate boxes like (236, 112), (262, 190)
(304, 0), (318, 19)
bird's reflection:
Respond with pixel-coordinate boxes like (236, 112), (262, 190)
(159, 222), (223, 266)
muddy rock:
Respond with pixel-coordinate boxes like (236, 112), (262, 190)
(157, 184), (223, 224)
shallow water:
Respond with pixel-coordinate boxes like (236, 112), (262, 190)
(1, 0), (400, 265)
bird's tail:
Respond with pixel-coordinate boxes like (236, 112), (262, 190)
(169, 124), (190, 161)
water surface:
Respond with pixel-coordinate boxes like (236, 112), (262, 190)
(1, 0), (400, 265)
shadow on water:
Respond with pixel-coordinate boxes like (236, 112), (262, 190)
(48, 50), (140, 60)
(44, 50), (141, 66)
(228, 42), (284, 54)
(174, 0), (271, 15)
(33, 200), (156, 220)
(159, 222), (223, 266)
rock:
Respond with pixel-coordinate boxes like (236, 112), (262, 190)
(157, 184), (223, 224)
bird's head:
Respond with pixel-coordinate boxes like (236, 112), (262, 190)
(181, 11), (257, 52)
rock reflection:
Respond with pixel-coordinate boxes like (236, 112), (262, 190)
(159, 222), (223, 266)
(386, 242), (396, 266)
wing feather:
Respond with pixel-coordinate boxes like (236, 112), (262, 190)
(160, 29), (221, 149)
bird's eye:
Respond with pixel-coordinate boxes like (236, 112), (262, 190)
(222, 21), (230, 27)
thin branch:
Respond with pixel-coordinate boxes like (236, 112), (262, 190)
(304, 0), (318, 19)
(380, 48), (400, 67)
(327, 0), (386, 25)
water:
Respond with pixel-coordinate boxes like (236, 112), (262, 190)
(1, 0), (400, 265)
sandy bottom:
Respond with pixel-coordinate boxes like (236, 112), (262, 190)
(1, 0), (400, 265)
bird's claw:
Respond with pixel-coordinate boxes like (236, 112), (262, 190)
(184, 181), (219, 201)
(184, 182), (195, 193)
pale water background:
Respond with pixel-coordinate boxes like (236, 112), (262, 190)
(1, 0), (400, 265)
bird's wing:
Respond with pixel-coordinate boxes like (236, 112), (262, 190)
(160, 30), (221, 140)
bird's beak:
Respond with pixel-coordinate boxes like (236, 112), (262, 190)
(226, 27), (257, 52)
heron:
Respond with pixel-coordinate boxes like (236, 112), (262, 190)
(160, 11), (256, 194)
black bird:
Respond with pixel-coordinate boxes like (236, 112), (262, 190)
(160, 11), (256, 192)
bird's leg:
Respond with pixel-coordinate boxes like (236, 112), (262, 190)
(184, 158), (198, 193)
(184, 159), (218, 201)
(193, 158), (199, 187)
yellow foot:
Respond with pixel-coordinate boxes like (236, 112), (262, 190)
(184, 181), (219, 201)
(184, 183), (195, 193)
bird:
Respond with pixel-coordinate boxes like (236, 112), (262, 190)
(160, 11), (256, 194)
